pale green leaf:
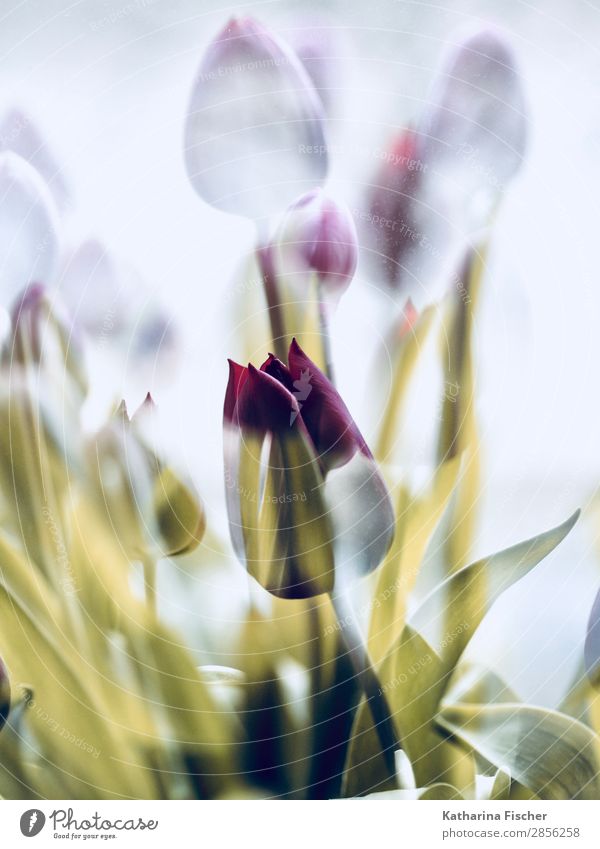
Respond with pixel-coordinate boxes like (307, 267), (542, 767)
(438, 702), (600, 800)
(366, 782), (463, 800)
(410, 510), (580, 668)
(368, 457), (461, 664)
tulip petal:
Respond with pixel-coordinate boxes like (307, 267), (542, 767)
(0, 152), (60, 304)
(184, 17), (328, 221)
(224, 359), (249, 423)
(287, 338), (368, 471)
(253, 432), (335, 598)
(223, 360), (253, 563)
(243, 363), (300, 432)
(261, 353), (294, 390)
(0, 108), (69, 211)
(325, 451), (395, 582)
(420, 28), (528, 193)
(153, 466), (206, 557)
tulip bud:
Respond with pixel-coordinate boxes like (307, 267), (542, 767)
(0, 656), (10, 731)
(153, 467), (206, 557)
(91, 397), (205, 561)
(275, 189), (358, 303)
(0, 152), (60, 305)
(5, 283), (87, 399)
(184, 17), (328, 222)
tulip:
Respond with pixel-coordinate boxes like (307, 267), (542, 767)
(58, 239), (132, 342)
(0, 656), (9, 731)
(275, 188), (358, 304)
(267, 189), (358, 373)
(184, 16), (328, 223)
(224, 338), (400, 772)
(0, 288), (86, 577)
(58, 239), (179, 389)
(91, 397), (205, 566)
(585, 587), (600, 688)
(7, 281), (86, 407)
(419, 28), (528, 194)
(224, 338), (394, 597)
(0, 152), (60, 306)
(4, 284), (87, 472)
(362, 28), (527, 294)
(0, 107), (69, 211)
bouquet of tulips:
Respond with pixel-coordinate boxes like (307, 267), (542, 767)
(0, 15), (599, 801)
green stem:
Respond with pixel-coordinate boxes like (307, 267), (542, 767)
(143, 553), (158, 618)
(256, 244), (287, 360)
(330, 588), (400, 780)
(317, 290), (335, 383)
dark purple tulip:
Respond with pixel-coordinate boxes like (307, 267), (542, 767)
(585, 587), (600, 688)
(224, 339), (394, 598)
(227, 339), (367, 473)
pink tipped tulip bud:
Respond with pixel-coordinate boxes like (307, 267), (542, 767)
(275, 189), (358, 302)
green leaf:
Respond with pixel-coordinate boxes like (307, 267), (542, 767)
(443, 664), (518, 707)
(375, 305), (437, 463)
(366, 782), (463, 800)
(438, 703), (600, 800)
(410, 509), (580, 668)
(0, 582), (159, 799)
(343, 512), (579, 795)
(490, 767), (511, 800)
(343, 626), (452, 795)
(368, 457), (461, 665)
